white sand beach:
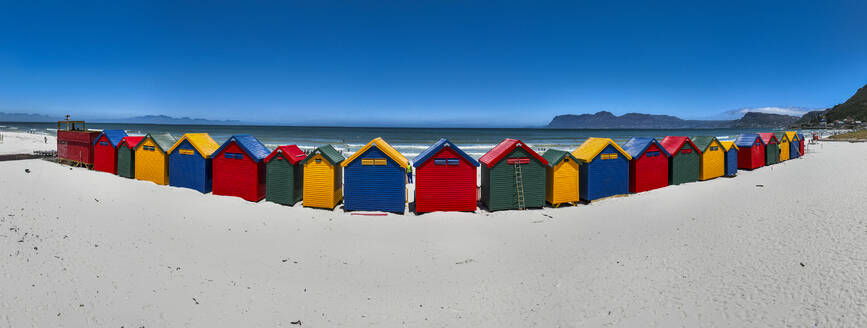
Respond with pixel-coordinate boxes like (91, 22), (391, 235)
(1, 132), (865, 327)
(0, 131), (56, 155)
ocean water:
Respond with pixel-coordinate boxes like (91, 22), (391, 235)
(0, 121), (812, 160)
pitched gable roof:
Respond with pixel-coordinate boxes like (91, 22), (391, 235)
(214, 135), (271, 162)
(264, 145), (307, 164)
(93, 129), (128, 147)
(413, 138), (479, 168)
(478, 139), (548, 167)
(735, 134), (763, 148)
(300, 144), (344, 165)
(118, 136), (145, 149)
(785, 131), (799, 143)
(660, 136), (700, 156)
(572, 137), (632, 162)
(342, 137), (409, 168)
(757, 133), (779, 145)
(541, 149), (578, 167)
(774, 132), (790, 143)
(720, 140), (738, 152)
(621, 137), (671, 158)
(691, 136), (722, 152)
(167, 133), (220, 158)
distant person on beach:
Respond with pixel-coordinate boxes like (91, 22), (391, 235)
(44, 136), (47, 144)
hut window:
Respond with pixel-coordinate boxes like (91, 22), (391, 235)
(447, 159), (459, 165)
(600, 153), (618, 160)
(434, 158), (460, 166)
(143, 145), (155, 151)
(315, 158), (322, 163)
(681, 149), (692, 154)
(506, 158), (530, 165)
(646, 151), (659, 157)
(434, 159), (447, 165)
(100, 141), (108, 146)
(225, 152), (243, 159)
(362, 159), (374, 165)
(179, 149), (195, 155)
(710, 146), (719, 151)
(374, 159), (387, 165)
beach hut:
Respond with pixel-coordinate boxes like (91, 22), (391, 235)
(541, 149), (579, 207)
(342, 138), (410, 213)
(798, 134), (805, 156)
(300, 145), (344, 209)
(734, 134), (765, 170)
(622, 137), (670, 193)
(56, 119), (100, 168)
(479, 139), (548, 211)
(92, 129), (128, 174)
(720, 141), (738, 177)
(785, 131), (800, 159)
(775, 132), (790, 162)
(212, 135), (271, 202)
(691, 136), (725, 181)
(264, 145), (307, 206)
(168, 133), (220, 193)
(414, 138), (480, 212)
(572, 138), (631, 202)
(134, 133), (177, 185)
(660, 136), (701, 185)
(757, 133), (779, 165)
(116, 136), (145, 179)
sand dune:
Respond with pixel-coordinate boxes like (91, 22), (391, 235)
(0, 133), (865, 327)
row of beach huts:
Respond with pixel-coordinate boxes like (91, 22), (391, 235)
(55, 120), (806, 213)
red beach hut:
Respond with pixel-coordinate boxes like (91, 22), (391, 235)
(92, 129), (128, 174)
(622, 137), (670, 193)
(735, 134), (765, 170)
(413, 138), (480, 213)
(212, 135), (271, 202)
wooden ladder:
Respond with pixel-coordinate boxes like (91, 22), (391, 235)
(514, 163), (525, 210)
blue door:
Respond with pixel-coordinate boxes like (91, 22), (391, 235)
(725, 149), (738, 176)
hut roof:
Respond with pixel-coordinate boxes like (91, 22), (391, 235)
(774, 132), (790, 142)
(93, 129), (128, 147)
(342, 137), (408, 168)
(265, 145), (307, 164)
(301, 144), (344, 165)
(413, 138), (479, 168)
(660, 136), (700, 155)
(572, 137), (632, 162)
(479, 139), (547, 167)
(168, 133), (220, 158)
(691, 136), (722, 152)
(118, 136), (145, 149)
(541, 149), (578, 167)
(214, 135), (270, 162)
(720, 140), (738, 152)
(757, 133), (779, 145)
(734, 134), (763, 148)
(785, 131), (799, 142)
(621, 137), (670, 158)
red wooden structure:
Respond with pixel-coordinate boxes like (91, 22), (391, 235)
(212, 135), (271, 202)
(92, 130), (128, 174)
(56, 118), (99, 167)
(622, 137), (670, 193)
(413, 139), (479, 213)
(735, 134), (765, 170)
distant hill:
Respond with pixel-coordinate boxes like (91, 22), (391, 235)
(0, 112), (61, 122)
(547, 111), (797, 129)
(796, 83), (867, 125)
(123, 115), (242, 125)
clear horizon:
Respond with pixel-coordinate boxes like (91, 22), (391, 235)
(1, 1), (865, 126)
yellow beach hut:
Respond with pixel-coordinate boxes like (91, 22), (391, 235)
(775, 132), (790, 161)
(134, 133), (177, 185)
(541, 149), (579, 207)
(691, 136), (725, 180)
(301, 145), (345, 209)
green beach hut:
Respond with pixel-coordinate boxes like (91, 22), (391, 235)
(757, 133), (779, 165)
(479, 139), (549, 211)
(660, 136), (701, 185)
(264, 145), (308, 206)
(116, 136), (145, 179)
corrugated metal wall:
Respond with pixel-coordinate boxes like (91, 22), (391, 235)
(117, 147), (134, 178)
(343, 147), (406, 213)
(579, 145), (628, 201)
(169, 139), (213, 193)
(669, 144), (699, 185)
(546, 159), (578, 206)
(482, 147), (545, 211)
(135, 138), (169, 185)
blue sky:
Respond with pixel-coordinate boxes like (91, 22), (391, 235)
(1, 1), (865, 126)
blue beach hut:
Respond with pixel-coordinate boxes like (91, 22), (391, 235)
(342, 138), (410, 213)
(720, 141), (738, 177)
(571, 138), (632, 202)
(167, 133), (220, 193)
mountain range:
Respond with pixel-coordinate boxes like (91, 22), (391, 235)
(0, 113), (242, 125)
(796, 83), (867, 125)
(546, 111), (799, 129)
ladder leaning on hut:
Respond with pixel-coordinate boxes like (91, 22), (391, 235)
(514, 162), (525, 210)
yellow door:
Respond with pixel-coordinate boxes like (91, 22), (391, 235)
(303, 154), (336, 208)
(551, 159), (579, 205)
(135, 138), (169, 185)
(779, 139), (789, 161)
(700, 141), (725, 180)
